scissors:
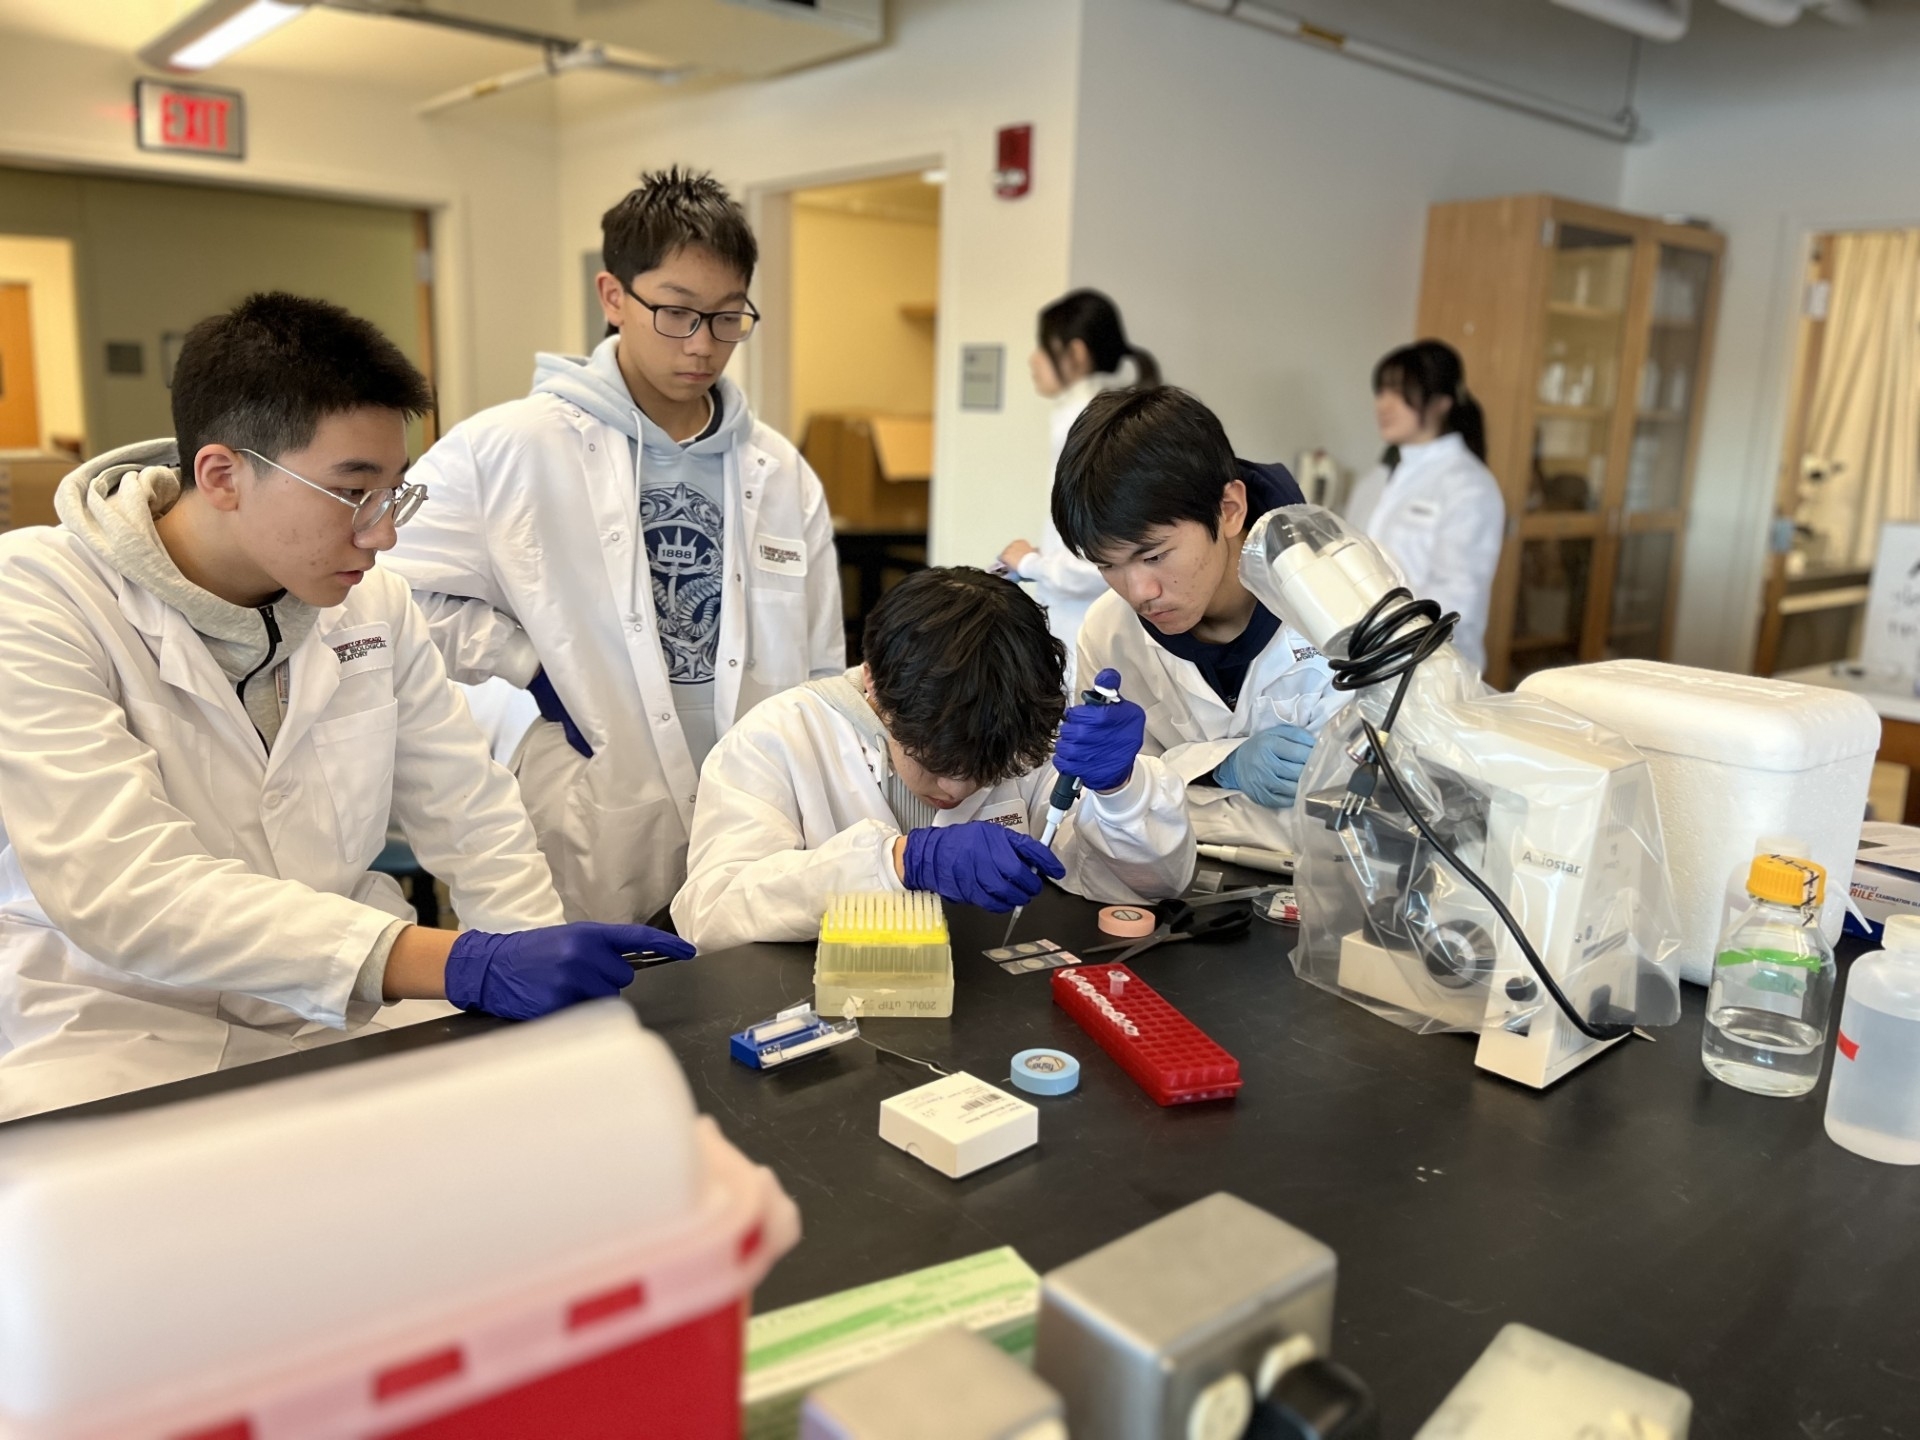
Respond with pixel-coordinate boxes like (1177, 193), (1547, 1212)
(1082, 897), (1254, 965)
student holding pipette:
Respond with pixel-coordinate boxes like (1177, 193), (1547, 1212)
(671, 567), (1195, 950)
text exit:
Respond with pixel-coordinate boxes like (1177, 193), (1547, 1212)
(135, 79), (246, 160)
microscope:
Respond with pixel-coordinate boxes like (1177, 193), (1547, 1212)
(1242, 507), (1681, 1087)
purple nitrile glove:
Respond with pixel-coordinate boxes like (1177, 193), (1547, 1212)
(902, 822), (1066, 912)
(528, 667), (590, 759)
(1054, 692), (1146, 794)
(445, 922), (695, 1020)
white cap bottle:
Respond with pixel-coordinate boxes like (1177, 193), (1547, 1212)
(1824, 914), (1920, 1164)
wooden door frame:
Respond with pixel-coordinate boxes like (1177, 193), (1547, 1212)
(743, 152), (947, 446)
(0, 281), (41, 449)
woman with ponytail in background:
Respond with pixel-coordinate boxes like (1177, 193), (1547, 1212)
(1345, 340), (1505, 675)
(998, 290), (1160, 684)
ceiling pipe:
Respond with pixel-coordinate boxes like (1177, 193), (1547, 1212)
(1811, 0), (1868, 24)
(1717, 0), (1806, 23)
(1556, 0), (1867, 33)
(1179, 0), (1643, 143)
(1549, 0), (1692, 42)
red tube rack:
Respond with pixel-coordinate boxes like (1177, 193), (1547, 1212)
(1051, 963), (1241, 1106)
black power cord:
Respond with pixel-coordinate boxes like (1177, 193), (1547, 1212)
(1329, 589), (1633, 1045)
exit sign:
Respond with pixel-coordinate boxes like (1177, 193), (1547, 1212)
(134, 79), (245, 161)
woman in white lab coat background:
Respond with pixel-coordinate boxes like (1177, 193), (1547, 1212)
(998, 291), (1160, 684)
(1343, 340), (1506, 675)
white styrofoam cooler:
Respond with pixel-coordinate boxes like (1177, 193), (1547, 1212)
(1519, 660), (1879, 985)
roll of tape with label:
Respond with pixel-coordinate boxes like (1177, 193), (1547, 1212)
(1098, 905), (1157, 937)
(1010, 1048), (1081, 1096)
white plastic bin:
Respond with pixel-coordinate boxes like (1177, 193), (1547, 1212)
(1519, 660), (1878, 984)
(0, 1000), (799, 1440)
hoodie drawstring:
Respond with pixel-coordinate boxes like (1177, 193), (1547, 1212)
(237, 605), (282, 751)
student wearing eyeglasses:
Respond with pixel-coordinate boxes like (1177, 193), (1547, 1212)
(0, 293), (689, 1121)
(388, 166), (843, 927)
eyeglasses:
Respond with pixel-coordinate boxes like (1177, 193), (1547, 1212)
(239, 449), (427, 532)
(622, 284), (760, 343)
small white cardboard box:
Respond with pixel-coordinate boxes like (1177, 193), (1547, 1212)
(878, 1073), (1037, 1179)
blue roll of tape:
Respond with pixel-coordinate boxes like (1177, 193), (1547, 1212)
(1010, 1048), (1080, 1096)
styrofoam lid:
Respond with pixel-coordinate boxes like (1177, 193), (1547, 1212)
(1518, 660), (1881, 771)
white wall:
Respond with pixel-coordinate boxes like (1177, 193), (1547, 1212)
(1623, 4), (1920, 672)
(0, 28), (562, 427)
(557, 0), (1085, 568)
(1068, 0), (1626, 481)
(0, 235), (84, 448)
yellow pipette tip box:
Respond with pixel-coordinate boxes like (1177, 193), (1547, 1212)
(815, 891), (954, 1019)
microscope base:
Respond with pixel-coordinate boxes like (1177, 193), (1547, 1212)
(1336, 931), (1624, 1089)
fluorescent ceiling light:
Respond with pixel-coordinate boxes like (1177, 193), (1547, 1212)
(140, 0), (309, 73)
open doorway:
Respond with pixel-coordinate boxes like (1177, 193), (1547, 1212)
(1754, 229), (1920, 674)
(763, 166), (943, 660)
(0, 166), (437, 484)
(0, 234), (86, 531)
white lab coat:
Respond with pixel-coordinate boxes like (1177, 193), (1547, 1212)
(1345, 434), (1505, 674)
(0, 536), (562, 1121)
(388, 394), (844, 925)
(671, 681), (1196, 951)
(1074, 590), (1343, 856)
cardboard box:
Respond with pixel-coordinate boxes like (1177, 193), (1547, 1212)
(801, 412), (931, 533)
(743, 1247), (1040, 1440)
(0, 450), (70, 530)
(1851, 821), (1920, 931)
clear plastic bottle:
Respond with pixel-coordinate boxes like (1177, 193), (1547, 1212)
(1824, 914), (1920, 1163)
(1702, 855), (1836, 1097)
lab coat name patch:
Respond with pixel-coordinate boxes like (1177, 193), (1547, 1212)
(975, 799), (1028, 832)
(328, 626), (392, 676)
(754, 536), (808, 577)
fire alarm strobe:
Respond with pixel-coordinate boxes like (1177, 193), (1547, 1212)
(994, 124), (1032, 199)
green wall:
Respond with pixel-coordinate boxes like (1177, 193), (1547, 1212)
(0, 167), (425, 457)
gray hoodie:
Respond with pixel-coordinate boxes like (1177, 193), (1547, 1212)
(530, 337), (754, 770)
(55, 439), (316, 752)
(54, 439), (395, 1002)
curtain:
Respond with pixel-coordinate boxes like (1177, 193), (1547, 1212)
(1801, 229), (1920, 569)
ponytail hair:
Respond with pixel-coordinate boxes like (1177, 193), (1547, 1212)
(1038, 288), (1161, 388)
(1372, 339), (1486, 462)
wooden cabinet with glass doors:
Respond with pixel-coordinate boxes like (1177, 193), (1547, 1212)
(1415, 196), (1723, 689)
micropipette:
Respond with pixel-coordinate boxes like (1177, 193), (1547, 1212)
(1000, 668), (1124, 948)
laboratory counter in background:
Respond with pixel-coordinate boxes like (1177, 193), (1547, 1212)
(17, 878), (1920, 1437)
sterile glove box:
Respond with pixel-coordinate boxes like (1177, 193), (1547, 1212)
(0, 1001), (798, 1440)
(1519, 660), (1878, 984)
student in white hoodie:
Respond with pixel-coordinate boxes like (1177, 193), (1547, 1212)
(0, 294), (688, 1120)
(674, 566), (1193, 951)
(388, 168), (844, 927)
(998, 290), (1160, 682)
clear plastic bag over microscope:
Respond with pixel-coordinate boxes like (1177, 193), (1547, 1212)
(1240, 506), (1682, 1087)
